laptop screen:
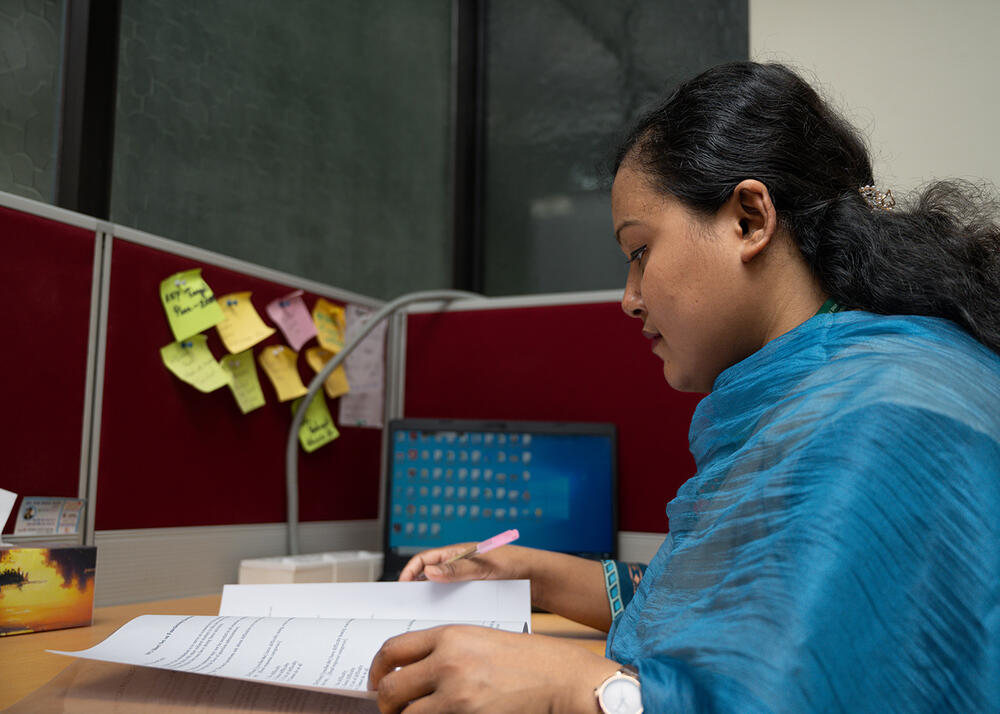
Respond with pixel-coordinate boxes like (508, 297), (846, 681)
(383, 418), (617, 574)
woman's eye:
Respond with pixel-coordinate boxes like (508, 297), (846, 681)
(626, 245), (647, 265)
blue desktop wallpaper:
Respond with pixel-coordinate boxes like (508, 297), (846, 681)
(387, 428), (614, 556)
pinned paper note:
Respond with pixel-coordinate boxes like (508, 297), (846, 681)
(220, 350), (266, 414)
(312, 298), (346, 352)
(13, 497), (85, 536)
(338, 304), (386, 427)
(266, 290), (317, 351)
(215, 292), (276, 353)
(0, 487), (16, 544)
(160, 334), (231, 392)
(160, 268), (225, 341)
(305, 346), (351, 399)
(258, 344), (308, 402)
(293, 394), (340, 453)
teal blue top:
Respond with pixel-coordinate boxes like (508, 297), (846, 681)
(607, 311), (1000, 712)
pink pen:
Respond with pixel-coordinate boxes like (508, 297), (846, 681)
(417, 529), (519, 580)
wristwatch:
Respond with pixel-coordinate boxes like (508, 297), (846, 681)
(595, 665), (642, 714)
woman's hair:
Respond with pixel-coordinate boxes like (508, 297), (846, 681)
(614, 61), (1000, 355)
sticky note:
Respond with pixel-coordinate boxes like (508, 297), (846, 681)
(312, 298), (346, 352)
(305, 346), (351, 399)
(293, 394), (340, 453)
(216, 292), (276, 353)
(220, 350), (266, 414)
(160, 334), (231, 392)
(266, 290), (317, 351)
(160, 268), (225, 341)
(257, 344), (308, 402)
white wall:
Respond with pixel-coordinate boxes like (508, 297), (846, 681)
(750, 0), (1000, 195)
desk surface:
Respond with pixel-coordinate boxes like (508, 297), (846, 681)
(1, 593), (607, 710)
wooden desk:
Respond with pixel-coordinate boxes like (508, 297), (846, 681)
(1, 594), (607, 710)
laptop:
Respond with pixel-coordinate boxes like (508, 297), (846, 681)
(379, 418), (617, 581)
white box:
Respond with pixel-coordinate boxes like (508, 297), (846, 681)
(238, 550), (383, 584)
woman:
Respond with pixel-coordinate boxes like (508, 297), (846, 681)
(367, 62), (1000, 713)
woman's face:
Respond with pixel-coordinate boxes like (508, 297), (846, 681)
(612, 166), (761, 393)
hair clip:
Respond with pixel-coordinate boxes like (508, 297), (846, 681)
(859, 185), (895, 211)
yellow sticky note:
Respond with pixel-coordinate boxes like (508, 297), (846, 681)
(257, 344), (308, 402)
(294, 394), (340, 453)
(305, 346), (351, 399)
(159, 268), (225, 341)
(216, 292), (276, 354)
(160, 334), (231, 393)
(220, 350), (266, 414)
(312, 298), (346, 352)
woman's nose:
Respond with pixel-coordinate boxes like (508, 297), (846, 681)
(621, 273), (645, 319)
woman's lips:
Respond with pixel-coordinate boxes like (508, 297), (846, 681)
(642, 330), (661, 348)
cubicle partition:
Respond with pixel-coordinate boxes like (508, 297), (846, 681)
(4, 189), (700, 603)
(91, 227), (386, 603)
(1, 191), (387, 603)
(96, 232), (382, 531)
(1, 198), (100, 542)
(396, 294), (704, 558)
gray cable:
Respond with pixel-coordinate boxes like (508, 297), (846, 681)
(285, 289), (481, 555)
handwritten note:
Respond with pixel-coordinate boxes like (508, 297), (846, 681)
(338, 304), (386, 427)
(220, 350), (266, 414)
(266, 290), (317, 351)
(215, 292), (275, 353)
(305, 346), (351, 399)
(159, 269), (225, 341)
(312, 298), (346, 352)
(257, 345), (307, 402)
(160, 335), (231, 392)
(293, 394), (340, 452)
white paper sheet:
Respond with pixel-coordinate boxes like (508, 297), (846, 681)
(51, 614), (524, 699)
(0, 487), (16, 544)
(337, 304), (386, 428)
(219, 580), (531, 629)
(49, 580), (532, 700)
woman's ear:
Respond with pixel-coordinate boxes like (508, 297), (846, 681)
(728, 179), (778, 264)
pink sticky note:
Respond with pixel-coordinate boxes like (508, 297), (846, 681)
(266, 291), (317, 351)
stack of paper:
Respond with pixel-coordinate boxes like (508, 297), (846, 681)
(47, 580), (530, 705)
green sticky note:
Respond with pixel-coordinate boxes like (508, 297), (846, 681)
(160, 334), (231, 393)
(160, 268), (225, 341)
(220, 349), (266, 414)
(293, 393), (340, 453)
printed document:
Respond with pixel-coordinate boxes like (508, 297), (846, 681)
(49, 580), (530, 701)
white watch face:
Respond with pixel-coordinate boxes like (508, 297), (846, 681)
(600, 676), (642, 714)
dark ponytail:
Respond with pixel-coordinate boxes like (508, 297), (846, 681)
(614, 62), (1000, 355)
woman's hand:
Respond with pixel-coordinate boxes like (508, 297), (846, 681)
(398, 545), (614, 632)
(398, 543), (528, 583)
(368, 625), (619, 713)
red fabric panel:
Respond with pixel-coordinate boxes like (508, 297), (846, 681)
(0, 206), (94, 534)
(96, 240), (380, 530)
(404, 303), (703, 534)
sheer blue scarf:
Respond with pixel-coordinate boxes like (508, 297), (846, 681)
(607, 312), (1000, 713)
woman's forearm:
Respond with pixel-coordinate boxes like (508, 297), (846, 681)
(509, 547), (612, 631)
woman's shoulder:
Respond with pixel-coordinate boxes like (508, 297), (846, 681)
(805, 312), (999, 433)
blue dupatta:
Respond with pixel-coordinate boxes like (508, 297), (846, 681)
(607, 312), (1000, 713)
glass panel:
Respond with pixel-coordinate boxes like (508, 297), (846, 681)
(111, 0), (452, 300)
(0, 0), (65, 203)
(483, 0), (749, 296)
